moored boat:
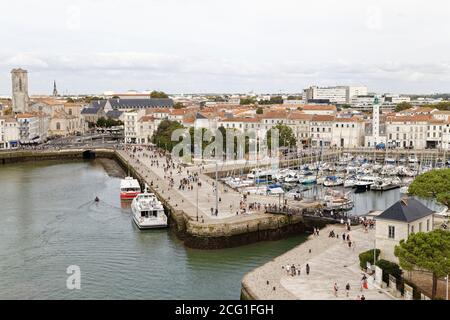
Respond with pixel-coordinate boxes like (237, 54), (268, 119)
(131, 187), (167, 229)
(120, 177), (141, 200)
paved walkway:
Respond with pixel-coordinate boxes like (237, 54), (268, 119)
(243, 225), (397, 300)
(119, 149), (295, 224)
(119, 151), (316, 223)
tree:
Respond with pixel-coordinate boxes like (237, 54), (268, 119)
(96, 117), (123, 128)
(96, 117), (107, 128)
(256, 107), (264, 115)
(3, 107), (13, 115)
(84, 96), (102, 103)
(150, 91), (169, 99)
(259, 96), (283, 105)
(394, 230), (450, 299)
(173, 102), (185, 109)
(375, 259), (403, 284)
(151, 120), (184, 152)
(420, 102), (450, 111)
(240, 97), (256, 105)
(66, 97), (75, 103)
(266, 124), (297, 151)
(408, 169), (450, 209)
(395, 102), (413, 112)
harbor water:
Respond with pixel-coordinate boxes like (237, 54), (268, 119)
(0, 160), (307, 300)
(0, 160), (440, 299)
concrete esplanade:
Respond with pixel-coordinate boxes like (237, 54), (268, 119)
(241, 225), (398, 300)
(114, 148), (319, 249)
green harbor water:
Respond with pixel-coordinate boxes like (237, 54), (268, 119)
(0, 160), (308, 300)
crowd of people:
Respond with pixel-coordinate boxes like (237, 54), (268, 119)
(359, 217), (376, 232)
(283, 263), (310, 277)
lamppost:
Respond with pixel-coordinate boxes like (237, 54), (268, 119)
(215, 161), (219, 216)
(373, 238), (377, 266)
(446, 274), (449, 301)
(446, 257), (449, 300)
(196, 181), (199, 222)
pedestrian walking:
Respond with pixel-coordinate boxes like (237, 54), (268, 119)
(306, 263), (310, 275)
(345, 283), (350, 297)
(333, 283), (339, 297)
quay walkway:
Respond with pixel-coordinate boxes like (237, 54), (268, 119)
(117, 149), (319, 224)
(242, 225), (397, 300)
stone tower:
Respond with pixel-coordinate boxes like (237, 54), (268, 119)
(372, 95), (381, 143)
(11, 68), (30, 113)
(53, 80), (58, 97)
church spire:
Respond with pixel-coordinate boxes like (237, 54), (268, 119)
(53, 80), (58, 97)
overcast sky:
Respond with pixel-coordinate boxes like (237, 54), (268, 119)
(1, 0), (450, 95)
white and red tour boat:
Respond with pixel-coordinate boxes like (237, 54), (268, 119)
(120, 177), (141, 200)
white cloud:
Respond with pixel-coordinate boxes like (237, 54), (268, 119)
(0, 0), (450, 94)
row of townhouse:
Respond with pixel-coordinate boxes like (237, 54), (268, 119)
(124, 105), (365, 149)
(382, 115), (450, 149)
(0, 112), (50, 149)
(124, 108), (188, 144)
(364, 109), (450, 150)
(124, 104), (450, 150)
(0, 116), (20, 149)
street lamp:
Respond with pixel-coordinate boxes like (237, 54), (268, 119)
(446, 274), (449, 301)
(196, 181), (200, 222)
(446, 257), (449, 301)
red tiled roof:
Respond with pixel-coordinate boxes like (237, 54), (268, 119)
(302, 105), (337, 111)
(386, 115), (432, 122)
(138, 116), (155, 122)
(220, 117), (260, 123)
(311, 115), (335, 122)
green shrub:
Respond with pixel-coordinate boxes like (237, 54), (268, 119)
(375, 259), (403, 284)
(399, 279), (421, 300)
(358, 249), (380, 270)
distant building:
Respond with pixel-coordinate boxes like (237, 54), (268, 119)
(350, 95), (376, 111)
(11, 68), (30, 113)
(365, 96), (387, 148)
(283, 99), (304, 105)
(16, 113), (49, 144)
(104, 98), (173, 112)
(0, 116), (19, 149)
(53, 81), (58, 97)
(301, 105), (337, 116)
(375, 198), (434, 263)
(81, 100), (107, 124)
(303, 86), (367, 104)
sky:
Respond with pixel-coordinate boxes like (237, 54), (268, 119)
(0, 0), (450, 95)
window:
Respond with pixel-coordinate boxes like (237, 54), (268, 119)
(419, 222), (422, 232)
(427, 219), (430, 231)
(388, 226), (395, 239)
(410, 225), (414, 234)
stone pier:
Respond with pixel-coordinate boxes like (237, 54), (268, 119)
(241, 225), (397, 300)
